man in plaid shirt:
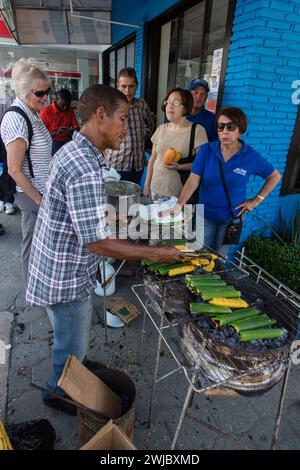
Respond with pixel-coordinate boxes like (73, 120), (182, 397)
(26, 84), (183, 415)
(106, 67), (155, 185)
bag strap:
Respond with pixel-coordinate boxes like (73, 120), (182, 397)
(4, 106), (34, 178)
(188, 122), (197, 160)
(217, 159), (236, 220)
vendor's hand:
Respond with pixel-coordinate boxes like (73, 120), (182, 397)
(150, 245), (186, 264)
(163, 163), (180, 170)
(143, 185), (151, 197)
(158, 203), (182, 219)
(236, 198), (259, 216)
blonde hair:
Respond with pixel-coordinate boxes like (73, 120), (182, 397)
(11, 58), (49, 100)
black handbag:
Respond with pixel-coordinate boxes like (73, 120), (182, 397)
(218, 160), (243, 245)
(179, 123), (198, 205)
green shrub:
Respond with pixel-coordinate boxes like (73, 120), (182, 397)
(244, 236), (300, 294)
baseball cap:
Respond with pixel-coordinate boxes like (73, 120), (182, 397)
(188, 78), (210, 92)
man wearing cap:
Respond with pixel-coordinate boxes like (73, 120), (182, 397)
(187, 78), (218, 142)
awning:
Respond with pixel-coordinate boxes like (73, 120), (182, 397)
(0, 1), (114, 46)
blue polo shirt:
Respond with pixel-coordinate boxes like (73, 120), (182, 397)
(191, 141), (275, 221)
(187, 107), (218, 142)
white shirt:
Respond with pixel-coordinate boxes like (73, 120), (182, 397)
(0, 97), (52, 194)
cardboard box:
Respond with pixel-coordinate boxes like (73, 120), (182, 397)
(107, 297), (140, 325)
(80, 420), (136, 450)
(58, 356), (122, 419)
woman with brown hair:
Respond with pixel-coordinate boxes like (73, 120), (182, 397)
(171, 106), (281, 256)
(143, 87), (207, 199)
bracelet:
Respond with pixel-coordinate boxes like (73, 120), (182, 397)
(256, 194), (264, 200)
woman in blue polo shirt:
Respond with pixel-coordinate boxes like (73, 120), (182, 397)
(174, 106), (281, 256)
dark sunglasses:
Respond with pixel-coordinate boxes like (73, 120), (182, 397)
(31, 87), (51, 98)
(217, 122), (238, 132)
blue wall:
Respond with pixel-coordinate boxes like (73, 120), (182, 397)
(112, 0), (178, 97)
(222, 0), (300, 247)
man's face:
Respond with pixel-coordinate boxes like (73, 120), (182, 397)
(117, 76), (137, 104)
(191, 86), (208, 110)
(56, 98), (70, 112)
(102, 102), (128, 150)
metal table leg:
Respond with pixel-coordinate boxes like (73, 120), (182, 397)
(147, 302), (165, 427)
(171, 379), (195, 450)
(137, 299), (148, 365)
(271, 356), (292, 450)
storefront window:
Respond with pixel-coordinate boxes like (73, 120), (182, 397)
(281, 106), (300, 195)
(146, 0), (233, 125)
(104, 34), (136, 88)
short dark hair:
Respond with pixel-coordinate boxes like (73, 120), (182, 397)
(117, 67), (138, 85)
(57, 88), (72, 103)
(216, 106), (248, 134)
(161, 87), (193, 116)
(77, 84), (127, 124)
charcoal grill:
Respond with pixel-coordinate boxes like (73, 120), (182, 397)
(132, 243), (299, 450)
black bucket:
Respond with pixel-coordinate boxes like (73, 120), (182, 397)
(77, 361), (136, 446)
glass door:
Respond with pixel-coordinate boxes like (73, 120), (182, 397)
(156, 2), (205, 125)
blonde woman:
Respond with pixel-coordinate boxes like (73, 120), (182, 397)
(0, 58), (52, 283)
(143, 87), (207, 199)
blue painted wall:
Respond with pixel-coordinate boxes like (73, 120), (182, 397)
(222, 0), (300, 248)
(112, 0), (178, 97)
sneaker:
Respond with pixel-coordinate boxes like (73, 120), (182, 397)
(0, 200), (4, 212)
(42, 396), (77, 416)
(5, 202), (15, 215)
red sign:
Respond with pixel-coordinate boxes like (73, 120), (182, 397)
(0, 15), (12, 38)
(47, 71), (81, 78)
(2, 70), (81, 79)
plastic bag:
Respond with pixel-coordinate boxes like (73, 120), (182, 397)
(6, 419), (56, 450)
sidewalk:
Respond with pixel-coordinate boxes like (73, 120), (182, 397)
(0, 210), (299, 450)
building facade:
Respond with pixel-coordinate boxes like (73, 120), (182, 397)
(105, 0), (300, 246)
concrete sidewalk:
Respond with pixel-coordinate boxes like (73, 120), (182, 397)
(0, 209), (300, 450)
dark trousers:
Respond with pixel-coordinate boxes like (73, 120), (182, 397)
(52, 141), (67, 156)
(119, 168), (144, 186)
(0, 170), (15, 203)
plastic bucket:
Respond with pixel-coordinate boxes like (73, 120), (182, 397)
(77, 363), (136, 445)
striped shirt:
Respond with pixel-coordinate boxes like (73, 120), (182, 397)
(26, 131), (111, 306)
(106, 97), (155, 172)
(0, 97), (52, 195)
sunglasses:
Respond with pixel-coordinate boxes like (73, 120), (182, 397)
(217, 122), (238, 132)
(31, 87), (51, 98)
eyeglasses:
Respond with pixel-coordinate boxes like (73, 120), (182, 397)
(163, 99), (183, 108)
(217, 122), (238, 132)
(31, 87), (51, 98)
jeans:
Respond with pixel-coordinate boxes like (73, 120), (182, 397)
(119, 168), (144, 185)
(52, 140), (67, 156)
(204, 217), (231, 258)
(44, 297), (93, 397)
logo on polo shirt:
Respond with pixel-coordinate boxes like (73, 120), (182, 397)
(233, 168), (247, 176)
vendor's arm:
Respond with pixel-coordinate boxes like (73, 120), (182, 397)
(236, 169), (281, 216)
(87, 237), (185, 263)
(7, 139), (42, 205)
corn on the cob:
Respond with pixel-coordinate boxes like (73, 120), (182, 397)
(209, 298), (249, 308)
(230, 315), (276, 333)
(240, 328), (283, 342)
(185, 274), (221, 281)
(0, 420), (13, 450)
(168, 265), (196, 276)
(190, 258), (210, 266)
(190, 303), (232, 314)
(203, 260), (215, 272)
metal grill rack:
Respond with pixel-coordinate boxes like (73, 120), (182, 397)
(132, 250), (299, 450)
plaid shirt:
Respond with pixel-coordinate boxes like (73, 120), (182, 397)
(107, 97), (155, 172)
(26, 132), (111, 306)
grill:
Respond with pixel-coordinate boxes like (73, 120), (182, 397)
(135, 243), (298, 395)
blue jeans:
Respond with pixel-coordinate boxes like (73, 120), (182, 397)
(204, 218), (231, 258)
(44, 297), (93, 397)
(119, 169), (144, 185)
